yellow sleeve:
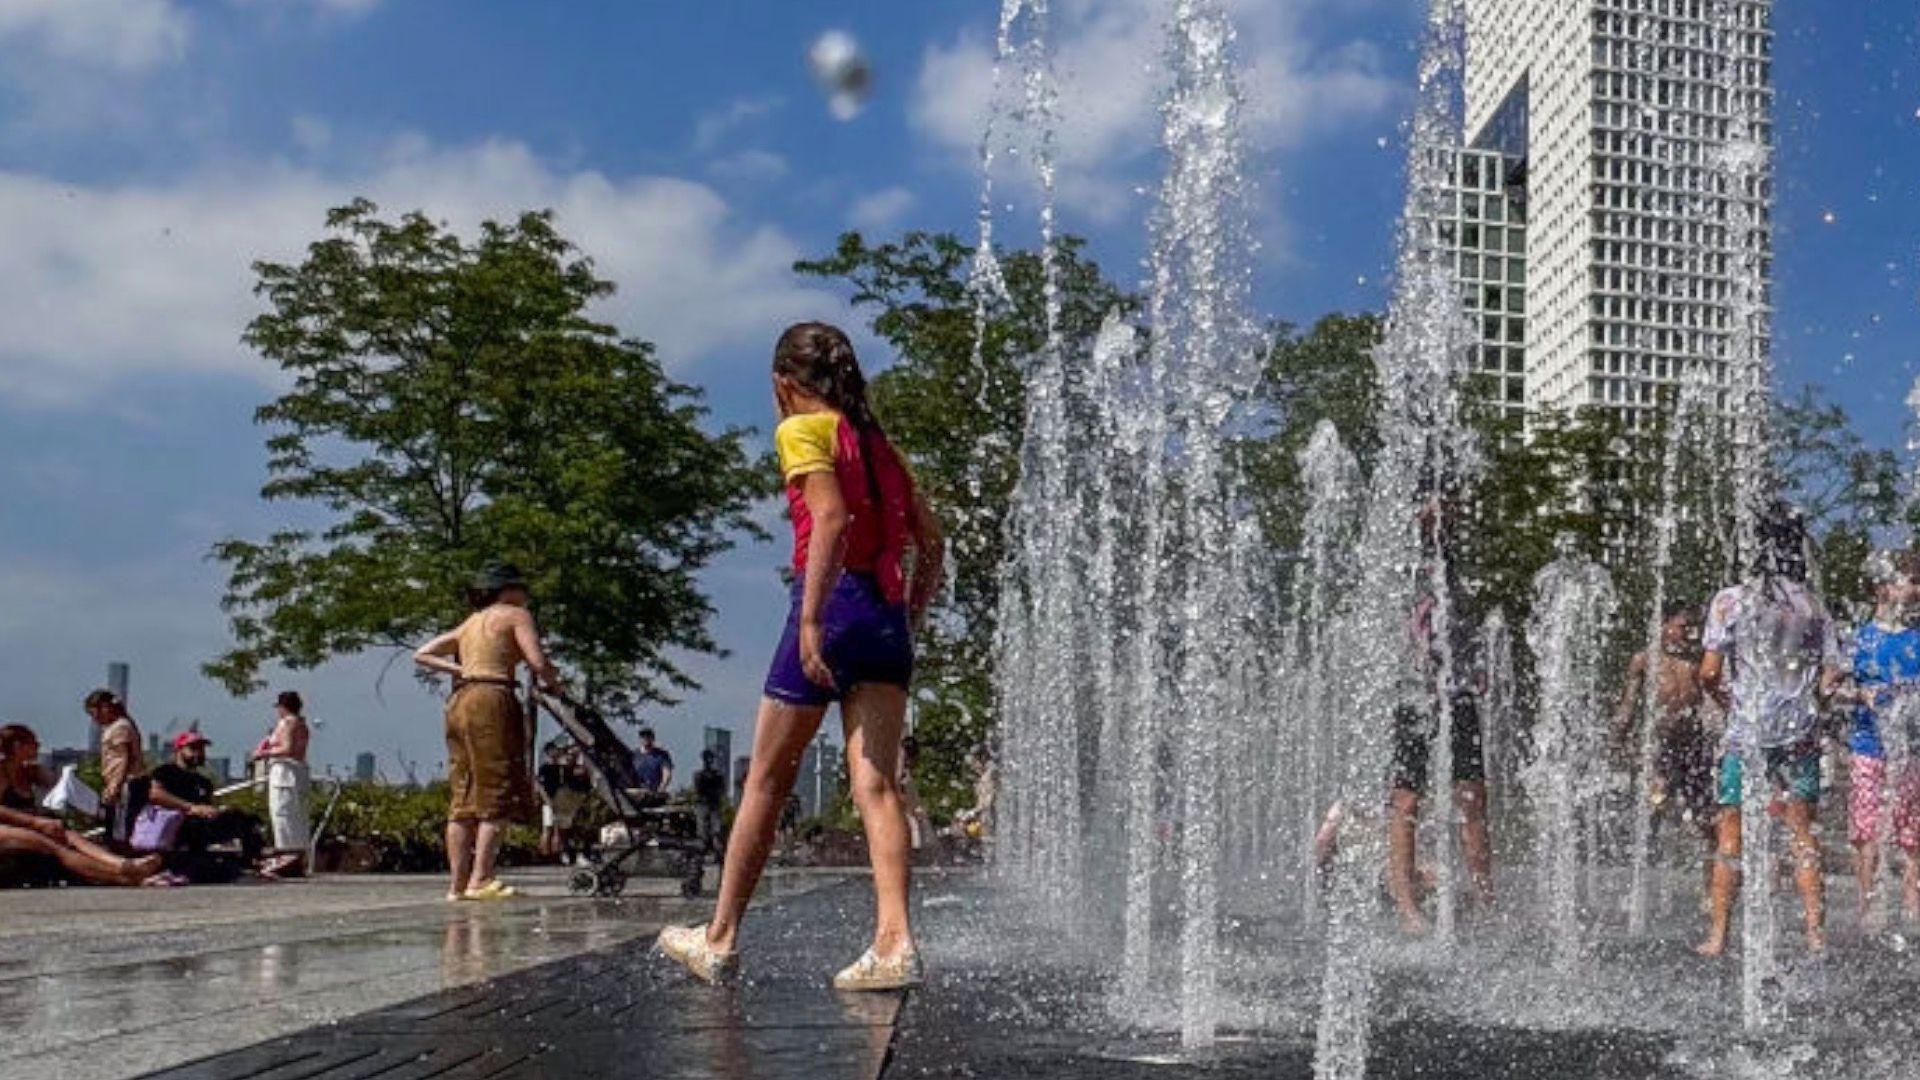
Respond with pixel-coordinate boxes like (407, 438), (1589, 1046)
(775, 413), (841, 483)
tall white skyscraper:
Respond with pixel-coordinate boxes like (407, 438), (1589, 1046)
(1450, 0), (1774, 422)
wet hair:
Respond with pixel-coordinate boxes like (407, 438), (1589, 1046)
(1864, 550), (1920, 591)
(83, 689), (119, 712)
(638, 727), (656, 743)
(773, 322), (881, 432)
(467, 585), (504, 611)
(276, 691), (304, 716)
(1895, 551), (1920, 581)
(1753, 499), (1808, 585)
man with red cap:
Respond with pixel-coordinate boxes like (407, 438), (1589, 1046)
(153, 730), (272, 876)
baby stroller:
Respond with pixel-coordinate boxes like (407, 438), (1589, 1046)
(533, 689), (706, 898)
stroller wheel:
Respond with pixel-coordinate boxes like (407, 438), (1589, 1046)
(595, 865), (628, 898)
(568, 867), (598, 896)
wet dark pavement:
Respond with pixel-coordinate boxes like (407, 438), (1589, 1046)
(135, 876), (903, 1080)
(21, 870), (1918, 1079)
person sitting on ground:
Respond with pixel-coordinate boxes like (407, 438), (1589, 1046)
(250, 691), (312, 877)
(1696, 501), (1845, 957)
(1611, 607), (1717, 904)
(693, 750), (729, 865)
(415, 562), (559, 902)
(151, 730), (273, 878)
(1839, 550), (1920, 927)
(85, 690), (213, 847)
(633, 728), (674, 799)
(0, 723), (162, 886)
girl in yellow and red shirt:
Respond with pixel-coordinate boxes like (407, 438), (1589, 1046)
(659, 322), (943, 992)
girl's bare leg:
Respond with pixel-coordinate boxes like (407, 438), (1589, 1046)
(446, 819), (476, 895)
(842, 683), (913, 959)
(707, 698), (829, 953)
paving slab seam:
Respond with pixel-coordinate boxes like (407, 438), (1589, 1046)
(0, 902), (665, 986)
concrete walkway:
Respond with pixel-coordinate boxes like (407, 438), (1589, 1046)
(0, 868), (712, 1080)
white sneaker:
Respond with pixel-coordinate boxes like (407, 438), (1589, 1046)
(832, 947), (923, 991)
(657, 924), (738, 985)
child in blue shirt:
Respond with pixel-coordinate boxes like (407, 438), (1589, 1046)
(1844, 551), (1920, 926)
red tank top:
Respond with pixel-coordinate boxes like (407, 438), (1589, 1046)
(784, 417), (915, 607)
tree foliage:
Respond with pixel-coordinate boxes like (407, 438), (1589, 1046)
(208, 201), (766, 717)
(1772, 384), (1905, 610)
(1242, 313), (1383, 554)
(795, 230), (1135, 811)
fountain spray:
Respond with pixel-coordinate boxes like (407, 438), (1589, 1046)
(1315, 2), (1475, 1076)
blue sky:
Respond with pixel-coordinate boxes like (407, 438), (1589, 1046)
(0, 0), (1914, 781)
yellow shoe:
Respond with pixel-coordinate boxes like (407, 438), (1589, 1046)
(462, 879), (518, 901)
(832, 947), (922, 992)
(657, 924), (738, 985)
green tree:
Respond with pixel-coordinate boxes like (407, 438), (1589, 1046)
(1772, 384), (1904, 610)
(1242, 313), (1383, 554)
(794, 230), (1135, 811)
(1460, 407), (1664, 627)
(208, 201), (766, 717)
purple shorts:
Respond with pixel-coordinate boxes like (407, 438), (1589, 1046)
(763, 572), (914, 707)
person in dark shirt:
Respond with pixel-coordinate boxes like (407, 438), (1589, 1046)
(154, 732), (266, 869)
(633, 728), (674, 794)
(537, 741), (592, 864)
(693, 751), (728, 863)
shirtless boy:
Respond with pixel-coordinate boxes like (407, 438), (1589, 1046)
(1613, 609), (1716, 893)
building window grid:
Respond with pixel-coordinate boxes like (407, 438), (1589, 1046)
(1430, 147), (1529, 419)
(1460, 0), (1770, 419)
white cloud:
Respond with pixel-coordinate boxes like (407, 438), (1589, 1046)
(691, 96), (786, 154)
(706, 149), (791, 184)
(909, 0), (1401, 223)
(290, 115), (332, 154)
(848, 187), (917, 233)
(227, 0), (384, 16)
(0, 138), (844, 403)
(0, 0), (188, 71)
